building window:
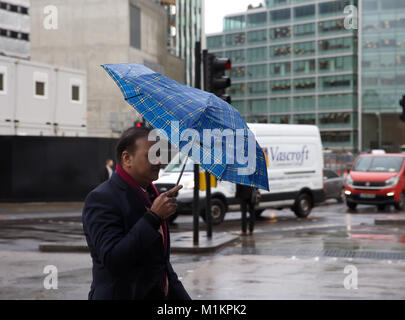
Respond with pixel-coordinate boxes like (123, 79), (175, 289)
(229, 66), (246, 79)
(270, 97), (291, 113)
(270, 26), (291, 41)
(227, 83), (246, 97)
(318, 37), (357, 54)
(33, 72), (48, 99)
(318, 0), (351, 17)
(293, 96), (315, 112)
(130, 5), (141, 49)
(270, 44), (291, 59)
(293, 59), (315, 75)
(225, 32), (246, 47)
(293, 23), (315, 38)
(293, 77), (316, 92)
(247, 12), (267, 28)
(247, 99), (268, 114)
(35, 82), (45, 96)
(72, 85), (80, 101)
(321, 131), (352, 144)
(294, 4), (315, 20)
(319, 74), (357, 92)
(270, 62), (291, 77)
(247, 81), (268, 96)
(207, 36), (224, 49)
(318, 19), (348, 35)
(247, 46), (267, 62)
(247, 29), (268, 44)
(319, 113), (351, 128)
(226, 49), (245, 64)
(270, 115), (290, 124)
(70, 79), (83, 103)
(270, 8), (291, 24)
(294, 114), (316, 125)
(270, 79), (291, 93)
(294, 41), (315, 56)
(224, 15), (246, 31)
(247, 64), (268, 79)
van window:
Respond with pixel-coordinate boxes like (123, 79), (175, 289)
(165, 153), (195, 173)
(353, 156), (404, 172)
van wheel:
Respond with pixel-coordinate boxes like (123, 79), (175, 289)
(201, 198), (226, 225)
(292, 193), (313, 218)
(336, 188), (345, 203)
(255, 209), (265, 218)
(167, 212), (178, 225)
(347, 201), (357, 210)
(394, 193), (405, 211)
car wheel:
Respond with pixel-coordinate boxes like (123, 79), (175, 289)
(394, 193), (405, 211)
(346, 201), (357, 210)
(201, 198), (226, 225)
(337, 188), (345, 203)
(377, 204), (386, 211)
(292, 193), (313, 218)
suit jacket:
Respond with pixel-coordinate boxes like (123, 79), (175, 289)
(82, 172), (190, 300)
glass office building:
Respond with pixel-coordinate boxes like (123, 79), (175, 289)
(159, 0), (205, 87)
(360, 0), (405, 151)
(207, 0), (360, 151)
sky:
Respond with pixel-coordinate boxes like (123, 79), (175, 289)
(205, 0), (265, 34)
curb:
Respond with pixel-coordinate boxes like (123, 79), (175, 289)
(38, 232), (239, 254)
(375, 219), (405, 226)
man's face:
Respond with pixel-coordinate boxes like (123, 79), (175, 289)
(125, 136), (161, 184)
(107, 160), (114, 168)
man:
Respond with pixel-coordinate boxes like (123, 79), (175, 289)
(235, 184), (257, 236)
(82, 126), (190, 300)
(101, 159), (114, 182)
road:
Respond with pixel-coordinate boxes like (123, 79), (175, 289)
(0, 201), (405, 299)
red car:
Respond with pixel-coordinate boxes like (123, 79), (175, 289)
(344, 153), (405, 211)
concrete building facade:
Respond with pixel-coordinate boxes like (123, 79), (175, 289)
(29, 0), (185, 137)
(0, 0), (30, 59)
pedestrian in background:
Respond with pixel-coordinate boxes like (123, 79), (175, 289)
(101, 159), (114, 182)
(236, 184), (259, 236)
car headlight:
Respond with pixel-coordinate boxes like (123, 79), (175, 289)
(385, 176), (399, 187)
(346, 175), (354, 186)
(184, 180), (195, 190)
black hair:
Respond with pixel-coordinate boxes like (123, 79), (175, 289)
(116, 126), (152, 165)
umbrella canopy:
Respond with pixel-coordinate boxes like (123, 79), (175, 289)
(102, 63), (269, 191)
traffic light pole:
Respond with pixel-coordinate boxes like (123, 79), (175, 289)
(205, 171), (212, 239)
(193, 41), (201, 245)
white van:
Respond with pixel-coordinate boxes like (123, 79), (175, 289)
(154, 123), (325, 225)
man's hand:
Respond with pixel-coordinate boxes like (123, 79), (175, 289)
(150, 185), (183, 220)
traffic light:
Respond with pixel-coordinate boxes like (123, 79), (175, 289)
(134, 120), (145, 128)
(203, 50), (232, 103)
(400, 95), (405, 122)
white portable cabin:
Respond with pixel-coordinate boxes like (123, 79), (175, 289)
(0, 56), (87, 136)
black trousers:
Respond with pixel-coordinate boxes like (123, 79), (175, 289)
(240, 199), (255, 233)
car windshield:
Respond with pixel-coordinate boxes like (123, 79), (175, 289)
(353, 156), (404, 172)
(164, 153), (195, 173)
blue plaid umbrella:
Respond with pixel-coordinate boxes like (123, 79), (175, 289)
(102, 63), (269, 191)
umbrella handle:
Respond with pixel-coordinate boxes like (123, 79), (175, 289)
(176, 135), (197, 186)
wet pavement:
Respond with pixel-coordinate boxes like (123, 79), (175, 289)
(1, 201), (405, 299)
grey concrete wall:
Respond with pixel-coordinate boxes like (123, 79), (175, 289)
(30, 0), (185, 137)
